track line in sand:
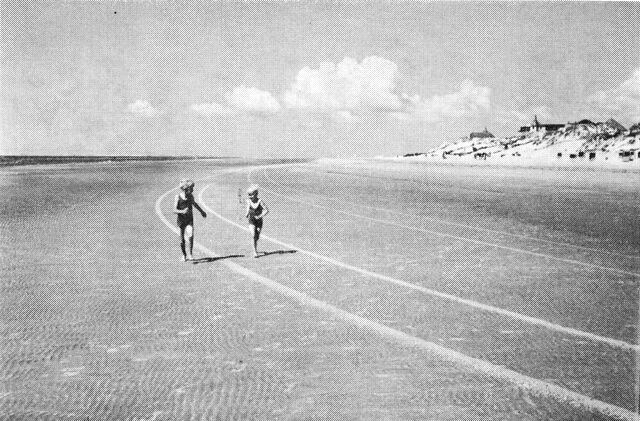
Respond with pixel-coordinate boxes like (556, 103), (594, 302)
(199, 183), (637, 352)
(259, 167), (640, 260)
(321, 166), (630, 197)
(155, 173), (638, 421)
(249, 171), (639, 278)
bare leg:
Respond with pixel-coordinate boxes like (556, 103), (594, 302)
(180, 226), (187, 261)
(184, 225), (194, 260)
(251, 225), (259, 257)
(254, 226), (262, 257)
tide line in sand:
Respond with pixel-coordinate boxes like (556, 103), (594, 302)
(154, 167), (637, 420)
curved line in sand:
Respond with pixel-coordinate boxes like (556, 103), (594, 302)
(198, 182), (638, 352)
(250, 169), (639, 278)
(268, 166), (640, 260)
(155, 170), (637, 421)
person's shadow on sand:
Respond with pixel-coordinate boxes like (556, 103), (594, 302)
(191, 255), (244, 264)
(256, 250), (297, 258)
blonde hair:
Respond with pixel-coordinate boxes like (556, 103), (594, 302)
(247, 185), (259, 195)
(180, 179), (195, 191)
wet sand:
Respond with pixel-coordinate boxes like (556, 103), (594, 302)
(1, 159), (637, 420)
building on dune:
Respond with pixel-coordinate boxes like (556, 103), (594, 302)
(626, 123), (640, 146)
(519, 115), (565, 133)
(469, 127), (495, 140)
(604, 118), (626, 133)
(420, 116), (639, 162)
(565, 118), (627, 140)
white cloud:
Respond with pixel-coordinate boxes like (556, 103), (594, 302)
(224, 85), (281, 115)
(284, 56), (403, 113)
(190, 102), (234, 116)
(587, 67), (640, 120)
(190, 58), (491, 124)
(126, 100), (158, 117)
(190, 86), (280, 117)
(406, 79), (490, 122)
(284, 56), (489, 122)
(497, 105), (553, 125)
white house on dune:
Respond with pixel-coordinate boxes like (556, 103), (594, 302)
(519, 115), (565, 133)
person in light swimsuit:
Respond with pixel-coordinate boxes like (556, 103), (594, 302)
(245, 185), (268, 258)
(174, 179), (206, 261)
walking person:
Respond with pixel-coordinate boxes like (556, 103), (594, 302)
(174, 179), (206, 261)
(245, 185), (268, 258)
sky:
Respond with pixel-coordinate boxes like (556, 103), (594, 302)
(1, 1), (639, 157)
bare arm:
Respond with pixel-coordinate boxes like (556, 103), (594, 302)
(192, 200), (206, 217)
(258, 200), (269, 218)
(245, 201), (250, 218)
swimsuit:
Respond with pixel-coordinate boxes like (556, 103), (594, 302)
(176, 194), (194, 228)
(248, 199), (263, 229)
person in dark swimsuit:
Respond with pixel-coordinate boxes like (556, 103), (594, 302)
(245, 185), (268, 258)
(174, 179), (206, 261)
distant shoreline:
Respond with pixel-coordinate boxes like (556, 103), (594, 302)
(314, 157), (639, 175)
(0, 155), (241, 168)
(0, 156), (315, 170)
(0, 155), (237, 167)
(367, 155), (640, 174)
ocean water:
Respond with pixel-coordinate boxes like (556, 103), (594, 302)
(0, 155), (230, 167)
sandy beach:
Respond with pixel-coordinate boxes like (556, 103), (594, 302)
(383, 151), (640, 173)
(1, 158), (637, 420)
(4, 1), (640, 418)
